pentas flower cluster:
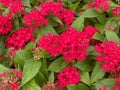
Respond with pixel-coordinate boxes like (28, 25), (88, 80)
(0, 69), (22, 90)
(37, 34), (60, 57)
(114, 85), (120, 90)
(38, 26), (97, 62)
(56, 66), (80, 88)
(41, 81), (57, 90)
(40, 1), (75, 25)
(88, 0), (110, 11)
(24, 1), (75, 28)
(112, 7), (120, 16)
(6, 28), (35, 52)
(0, 0), (24, 14)
(23, 10), (48, 28)
(95, 41), (120, 74)
(96, 86), (108, 90)
(0, 15), (13, 34)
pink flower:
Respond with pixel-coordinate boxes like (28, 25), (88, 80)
(95, 41), (120, 74)
(115, 76), (120, 83)
(112, 7), (120, 16)
(0, 0), (25, 14)
(113, 85), (120, 90)
(23, 10), (48, 28)
(9, 1), (24, 14)
(8, 82), (19, 90)
(56, 66), (80, 88)
(38, 26), (97, 62)
(16, 71), (22, 78)
(0, 15), (13, 34)
(37, 34), (60, 56)
(40, 1), (75, 25)
(6, 28), (35, 51)
(88, 0), (110, 11)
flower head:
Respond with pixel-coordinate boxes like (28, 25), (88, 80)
(56, 66), (80, 88)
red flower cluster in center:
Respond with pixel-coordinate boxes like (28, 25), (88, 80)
(38, 26), (97, 62)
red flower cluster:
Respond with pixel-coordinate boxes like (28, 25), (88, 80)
(95, 41), (120, 73)
(40, 1), (75, 25)
(0, 0), (24, 14)
(112, 7), (120, 16)
(0, 15), (13, 34)
(88, 0), (110, 11)
(41, 81), (57, 90)
(23, 10), (48, 28)
(38, 26), (97, 62)
(114, 85), (120, 90)
(0, 69), (22, 90)
(37, 34), (60, 57)
(24, 1), (74, 28)
(56, 66), (80, 88)
(6, 28), (35, 51)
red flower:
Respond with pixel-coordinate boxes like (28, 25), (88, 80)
(6, 28), (35, 51)
(56, 66), (80, 88)
(88, 0), (110, 11)
(0, 15), (13, 34)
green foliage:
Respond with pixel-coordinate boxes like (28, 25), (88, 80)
(21, 59), (41, 86)
(48, 57), (69, 72)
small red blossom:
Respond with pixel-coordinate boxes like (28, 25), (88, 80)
(40, 1), (75, 25)
(0, 69), (22, 90)
(8, 82), (19, 90)
(23, 10), (48, 28)
(0, 15), (13, 34)
(9, 1), (24, 14)
(41, 81), (57, 90)
(16, 71), (22, 78)
(38, 26), (97, 62)
(0, 0), (25, 14)
(95, 41), (120, 74)
(56, 66), (80, 88)
(6, 28), (35, 51)
(38, 34), (60, 57)
(113, 85), (120, 90)
(88, 0), (110, 11)
(112, 7), (120, 17)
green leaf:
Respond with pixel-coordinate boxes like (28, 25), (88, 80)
(39, 59), (49, 79)
(92, 32), (105, 41)
(74, 59), (93, 72)
(0, 38), (5, 53)
(95, 24), (105, 34)
(71, 15), (84, 30)
(0, 64), (8, 73)
(94, 78), (115, 89)
(91, 62), (105, 83)
(83, 9), (98, 18)
(48, 57), (69, 72)
(68, 2), (79, 10)
(21, 59), (41, 86)
(81, 72), (91, 86)
(36, 25), (57, 42)
(14, 48), (33, 68)
(52, 16), (63, 25)
(97, 14), (107, 24)
(35, 71), (47, 86)
(49, 72), (54, 82)
(105, 30), (120, 43)
(23, 0), (31, 7)
(68, 83), (90, 90)
(21, 79), (41, 90)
